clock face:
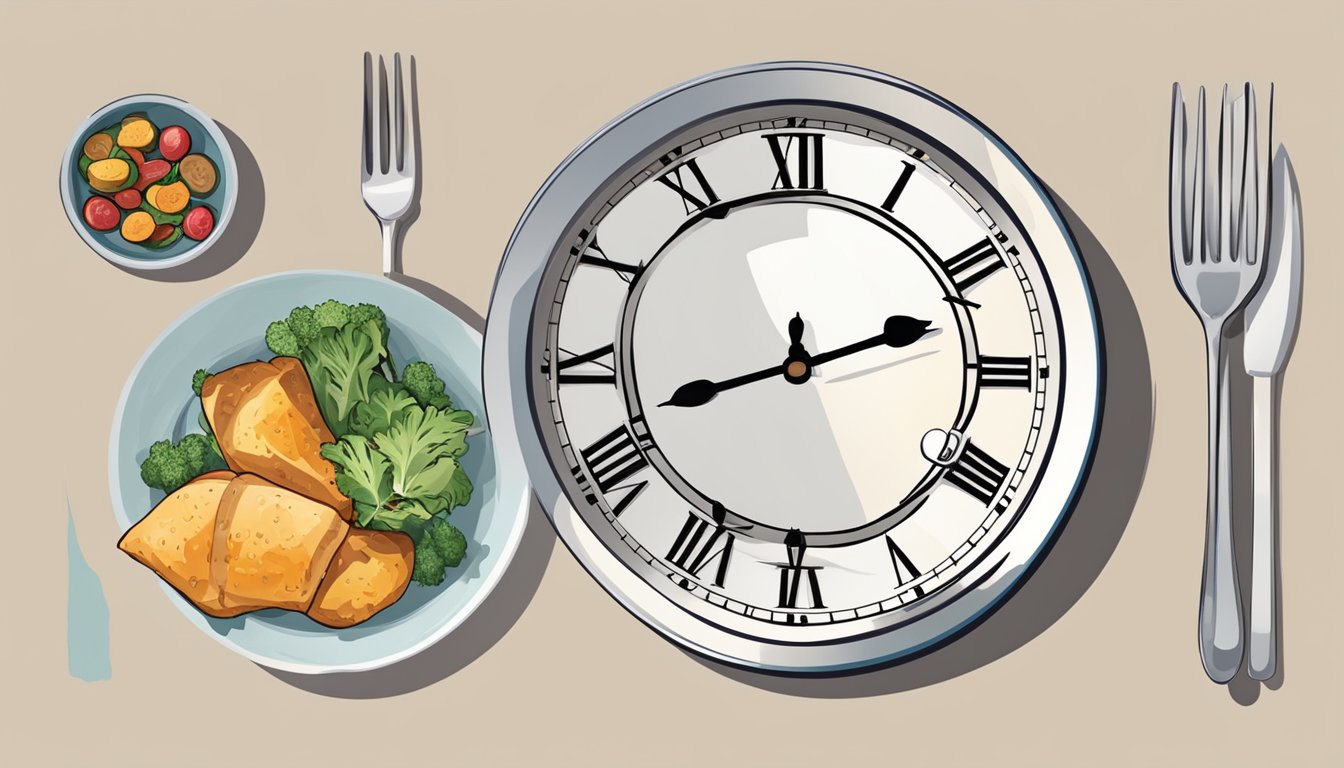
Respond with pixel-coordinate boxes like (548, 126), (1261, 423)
(488, 63), (1100, 671)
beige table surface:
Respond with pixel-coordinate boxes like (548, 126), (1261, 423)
(2, 0), (1340, 764)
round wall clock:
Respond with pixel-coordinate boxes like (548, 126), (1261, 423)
(485, 62), (1101, 673)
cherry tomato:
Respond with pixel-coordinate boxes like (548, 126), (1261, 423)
(82, 196), (120, 231)
(183, 206), (214, 241)
(159, 126), (191, 162)
(113, 188), (142, 210)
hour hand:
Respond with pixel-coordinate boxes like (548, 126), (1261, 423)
(808, 315), (934, 366)
(788, 312), (808, 358)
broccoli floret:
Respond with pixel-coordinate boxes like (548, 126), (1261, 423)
(313, 299), (352, 329)
(286, 306), (320, 347)
(191, 369), (211, 396)
(177, 433), (226, 474)
(140, 434), (229, 493)
(401, 361), (452, 409)
(140, 439), (191, 492)
(412, 543), (447, 586)
(265, 321), (300, 357)
(348, 303), (385, 328)
(412, 518), (468, 586)
(349, 303), (390, 358)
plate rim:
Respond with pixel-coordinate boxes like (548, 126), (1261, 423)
(109, 269), (531, 674)
(484, 61), (1103, 673)
(59, 92), (240, 272)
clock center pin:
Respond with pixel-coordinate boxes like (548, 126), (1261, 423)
(784, 360), (811, 384)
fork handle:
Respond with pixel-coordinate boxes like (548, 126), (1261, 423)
(1199, 330), (1243, 683)
(381, 219), (401, 276)
(1248, 375), (1276, 681)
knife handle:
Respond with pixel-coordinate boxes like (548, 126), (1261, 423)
(1249, 375), (1277, 680)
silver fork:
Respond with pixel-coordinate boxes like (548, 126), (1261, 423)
(1169, 83), (1268, 684)
(362, 52), (418, 276)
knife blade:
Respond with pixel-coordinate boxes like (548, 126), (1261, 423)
(1244, 146), (1302, 376)
(1242, 144), (1301, 682)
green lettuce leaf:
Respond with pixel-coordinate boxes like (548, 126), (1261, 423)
(319, 436), (394, 527)
(363, 498), (436, 539)
(349, 386), (419, 439)
(377, 405), (470, 499)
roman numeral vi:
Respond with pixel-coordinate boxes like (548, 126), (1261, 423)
(777, 528), (824, 614)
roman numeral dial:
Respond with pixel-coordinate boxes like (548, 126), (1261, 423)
(880, 161), (917, 211)
(922, 429), (1012, 509)
(777, 529), (825, 616)
(974, 356), (1033, 388)
(544, 343), (617, 385)
(576, 424), (650, 494)
(764, 132), (825, 191)
(941, 236), (1004, 293)
(947, 441), (1010, 508)
(657, 156), (721, 215)
(886, 536), (926, 597)
(572, 232), (643, 282)
(666, 505), (737, 588)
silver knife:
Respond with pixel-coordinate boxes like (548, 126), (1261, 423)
(1241, 144), (1302, 682)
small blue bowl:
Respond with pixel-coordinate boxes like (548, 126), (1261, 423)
(59, 94), (238, 271)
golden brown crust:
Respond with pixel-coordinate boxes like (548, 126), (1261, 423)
(306, 529), (415, 628)
(200, 358), (352, 520)
(211, 474), (349, 612)
(117, 471), (250, 618)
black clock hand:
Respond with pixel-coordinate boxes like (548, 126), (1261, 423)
(660, 315), (932, 409)
(787, 312), (808, 358)
(809, 315), (933, 366)
(660, 364), (785, 408)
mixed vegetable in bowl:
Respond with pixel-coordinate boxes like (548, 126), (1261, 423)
(77, 114), (218, 249)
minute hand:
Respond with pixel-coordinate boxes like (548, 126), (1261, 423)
(659, 363), (784, 407)
(810, 315), (933, 366)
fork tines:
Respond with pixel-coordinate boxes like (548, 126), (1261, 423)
(1170, 82), (1274, 268)
(362, 52), (416, 181)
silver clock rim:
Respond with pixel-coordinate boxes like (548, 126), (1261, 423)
(483, 61), (1102, 673)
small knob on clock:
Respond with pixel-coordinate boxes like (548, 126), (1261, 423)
(921, 428), (966, 467)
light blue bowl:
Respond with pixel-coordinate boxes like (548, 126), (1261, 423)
(109, 271), (531, 673)
(59, 94), (238, 270)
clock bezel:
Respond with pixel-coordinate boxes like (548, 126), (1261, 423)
(484, 61), (1102, 673)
